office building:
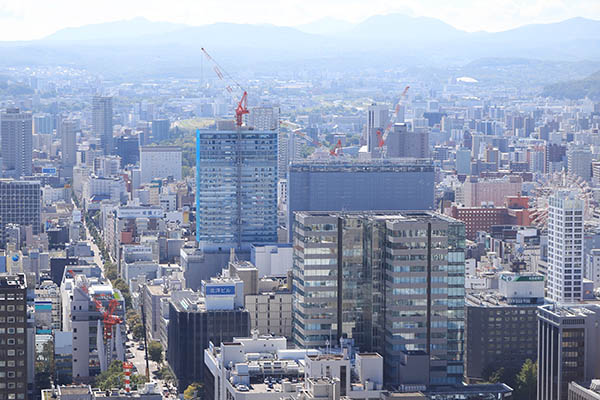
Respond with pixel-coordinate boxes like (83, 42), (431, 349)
(167, 279), (251, 391)
(366, 104), (389, 152)
(61, 119), (78, 173)
(0, 180), (41, 248)
(33, 114), (53, 134)
(292, 211), (465, 387)
(537, 304), (600, 400)
(547, 190), (585, 304)
(586, 249), (600, 289)
(287, 159), (434, 241)
(151, 119), (170, 142)
(385, 123), (429, 159)
(195, 128), (277, 250)
(114, 136), (140, 167)
(139, 146), (182, 184)
(0, 274), (28, 400)
(92, 96), (113, 155)
(460, 176), (522, 207)
(247, 105), (279, 130)
(455, 148), (471, 175)
(568, 147), (593, 182)
(61, 270), (126, 382)
(464, 272), (544, 382)
(568, 381), (600, 400)
(1, 108), (33, 179)
(204, 334), (384, 400)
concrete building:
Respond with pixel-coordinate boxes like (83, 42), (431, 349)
(34, 280), (61, 333)
(92, 96), (113, 155)
(151, 119), (170, 142)
(247, 105), (279, 130)
(0, 180), (41, 248)
(287, 159), (434, 241)
(1, 108), (33, 179)
(60, 270), (126, 382)
(568, 381), (600, 400)
(292, 211), (465, 387)
(0, 274), (28, 400)
(568, 147), (593, 182)
(61, 119), (78, 177)
(204, 334), (384, 400)
(586, 249), (600, 289)
(195, 128), (277, 250)
(460, 176), (522, 207)
(167, 281), (251, 391)
(538, 304), (600, 400)
(41, 383), (162, 400)
(366, 104), (389, 152)
(455, 148), (471, 175)
(547, 190), (585, 304)
(464, 272), (544, 382)
(139, 146), (181, 184)
(385, 123), (429, 159)
(82, 175), (126, 209)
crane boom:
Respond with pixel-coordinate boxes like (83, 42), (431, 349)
(378, 85), (410, 145)
(201, 47), (248, 127)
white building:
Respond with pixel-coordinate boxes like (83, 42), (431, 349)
(139, 146), (182, 184)
(547, 190), (585, 303)
(587, 249), (600, 289)
(204, 334), (384, 400)
(82, 175), (127, 209)
(247, 105), (280, 130)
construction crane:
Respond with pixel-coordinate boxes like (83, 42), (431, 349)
(330, 139), (343, 156)
(68, 270), (124, 369)
(201, 47), (248, 126)
(376, 85), (410, 152)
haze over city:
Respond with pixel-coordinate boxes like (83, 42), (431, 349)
(1, 1), (600, 400)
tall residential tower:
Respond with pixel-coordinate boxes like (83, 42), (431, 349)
(0, 108), (32, 179)
(92, 96), (113, 155)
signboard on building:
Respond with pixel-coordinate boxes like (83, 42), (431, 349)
(117, 208), (163, 219)
(205, 285), (235, 296)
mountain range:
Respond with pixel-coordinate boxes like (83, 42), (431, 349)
(1, 14), (599, 82)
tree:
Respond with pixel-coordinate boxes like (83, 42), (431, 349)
(157, 366), (175, 384)
(132, 322), (145, 341)
(148, 341), (163, 365)
(515, 359), (537, 400)
(486, 367), (506, 384)
(95, 360), (147, 390)
(183, 383), (202, 400)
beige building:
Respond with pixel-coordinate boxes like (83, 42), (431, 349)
(461, 175), (522, 207)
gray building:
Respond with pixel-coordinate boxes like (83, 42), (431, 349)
(569, 381), (600, 400)
(385, 123), (429, 159)
(464, 274), (544, 382)
(61, 119), (78, 175)
(0, 274), (28, 400)
(538, 304), (600, 400)
(292, 211), (465, 387)
(0, 180), (41, 248)
(1, 108), (33, 179)
(286, 159), (435, 241)
(366, 103), (389, 152)
(151, 119), (170, 142)
(92, 96), (113, 155)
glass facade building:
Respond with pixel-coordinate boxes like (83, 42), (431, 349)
(195, 128), (277, 251)
(292, 211), (465, 387)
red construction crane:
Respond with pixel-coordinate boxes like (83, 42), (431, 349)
(201, 47), (248, 127)
(330, 139), (343, 156)
(376, 85), (410, 149)
(68, 270), (122, 340)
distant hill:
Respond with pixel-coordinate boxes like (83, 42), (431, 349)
(0, 15), (599, 78)
(542, 70), (600, 100)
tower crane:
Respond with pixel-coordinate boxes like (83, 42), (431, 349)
(201, 47), (249, 126)
(376, 85), (410, 153)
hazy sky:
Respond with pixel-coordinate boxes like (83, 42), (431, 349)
(0, 0), (599, 40)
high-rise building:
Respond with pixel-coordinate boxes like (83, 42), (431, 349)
(247, 105), (279, 130)
(538, 304), (600, 400)
(0, 274), (28, 400)
(286, 159), (434, 241)
(195, 128), (277, 250)
(33, 113), (53, 134)
(366, 104), (389, 152)
(292, 211), (465, 387)
(92, 96), (113, 155)
(1, 108), (33, 179)
(151, 119), (170, 142)
(385, 123), (429, 159)
(464, 273), (544, 382)
(113, 136), (140, 167)
(167, 280), (250, 391)
(568, 147), (593, 182)
(0, 180), (41, 248)
(547, 190), (585, 304)
(61, 119), (78, 173)
(139, 146), (182, 184)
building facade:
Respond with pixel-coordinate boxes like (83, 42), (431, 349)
(92, 96), (113, 155)
(537, 304), (600, 400)
(1, 108), (33, 179)
(0, 180), (41, 248)
(547, 190), (585, 304)
(139, 146), (182, 184)
(0, 274), (28, 400)
(287, 159), (435, 241)
(292, 211), (465, 387)
(195, 128), (278, 250)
